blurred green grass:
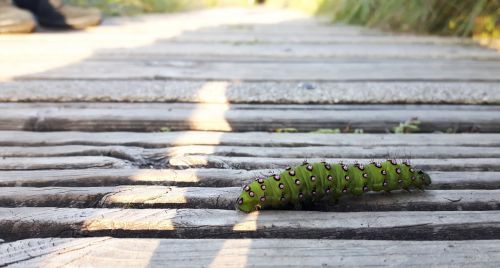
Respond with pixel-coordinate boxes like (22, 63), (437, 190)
(65, 0), (499, 38)
(269, 0), (499, 38)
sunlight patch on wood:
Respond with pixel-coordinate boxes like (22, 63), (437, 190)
(188, 82), (232, 131)
(83, 209), (177, 231)
(233, 211), (260, 231)
(129, 169), (200, 184)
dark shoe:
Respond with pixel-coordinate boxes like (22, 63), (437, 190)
(0, 0), (35, 33)
(14, 0), (101, 29)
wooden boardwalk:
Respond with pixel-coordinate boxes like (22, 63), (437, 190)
(1, 7), (500, 267)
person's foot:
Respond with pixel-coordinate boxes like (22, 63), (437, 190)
(14, 0), (101, 29)
(0, 0), (36, 34)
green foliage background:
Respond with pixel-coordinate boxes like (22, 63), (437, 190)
(65, 0), (499, 37)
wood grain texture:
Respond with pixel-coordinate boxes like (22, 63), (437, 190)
(1, 103), (499, 132)
(0, 186), (499, 211)
(3, 145), (500, 160)
(1, 207), (500, 241)
(1, 131), (499, 147)
(0, 156), (131, 170)
(168, 156), (500, 171)
(3, 238), (500, 267)
(0, 169), (498, 189)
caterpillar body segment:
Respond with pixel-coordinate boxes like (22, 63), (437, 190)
(236, 160), (431, 213)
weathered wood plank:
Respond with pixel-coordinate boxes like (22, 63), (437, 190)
(1, 81), (499, 105)
(1, 104), (500, 132)
(88, 43), (500, 61)
(1, 207), (500, 241)
(0, 145), (145, 163)
(16, 59), (500, 81)
(0, 186), (499, 211)
(172, 32), (474, 45)
(143, 145), (500, 159)
(168, 156), (500, 171)
(0, 156), (131, 170)
(3, 238), (500, 267)
(4, 102), (500, 111)
(2, 155), (494, 171)
(3, 145), (500, 160)
(1, 131), (498, 147)
(0, 169), (498, 189)
(6, 42), (497, 61)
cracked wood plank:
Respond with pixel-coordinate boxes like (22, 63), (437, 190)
(0, 81), (499, 105)
(3, 145), (500, 160)
(0, 169), (498, 189)
(1, 131), (499, 147)
(2, 238), (500, 267)
(0, 156), (132, 170)
(0, 187), (499, 211)
(1, 207), (500, 241)
(168, 156), (500, 171)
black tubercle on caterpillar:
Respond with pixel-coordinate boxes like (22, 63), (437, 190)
(236, 160), (431, 213)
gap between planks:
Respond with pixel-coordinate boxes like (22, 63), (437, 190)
(1, 207), (500, 241)
(2, 238), (500, 267)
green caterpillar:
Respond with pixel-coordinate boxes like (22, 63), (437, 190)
(236, 160), (431, 213)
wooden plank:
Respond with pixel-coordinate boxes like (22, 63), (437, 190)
(16, 59), (500, 81)
(1, 207), (500, 241)
(2, 155), (494, 171)
(0, 145), (145, 163)
(1, 131), (499, 147)
(3, 145), (500, 160)
(191, 24), (382, 36)
(1, 81), (499, 105)
(168, 156), (500, 171)
(89, 43), (500, 61)
(6, 42), (497, 61)
(142, 145), (500, 159)
(0, 169), (498, 189)
(172, 32), (474, 45)
(0, 156), (131, 170)
(1, 104), (500, 132)
(3, 238), (500, 267)
(0, 186), (499, 211)
(4, 102), (500, 111)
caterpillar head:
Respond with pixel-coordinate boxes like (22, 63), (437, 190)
(235, 182), (261, 213)
(417, 170), (432, 186)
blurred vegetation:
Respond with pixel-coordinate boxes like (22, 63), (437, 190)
(63, 0), (252, 16)
(269, 0), (499, 38)
(392, 118), (421, 134)
(65, 0), (498, 38)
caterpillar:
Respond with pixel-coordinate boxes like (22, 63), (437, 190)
(236, 160), (431, 213)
